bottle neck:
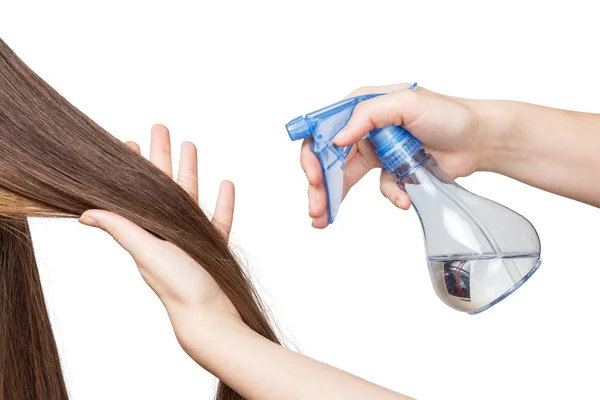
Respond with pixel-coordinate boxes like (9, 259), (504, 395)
(393, 150), (455, 192)
(368, 126), (423, 172)
(391, 149), (430, 180)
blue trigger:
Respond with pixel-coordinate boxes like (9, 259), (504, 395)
(287, 95), (379, 224)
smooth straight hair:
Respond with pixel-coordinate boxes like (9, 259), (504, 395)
(0, 38), (280, 400)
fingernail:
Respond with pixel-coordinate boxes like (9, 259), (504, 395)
(395, 198), (404, 209)
(79, 214), (99, 228)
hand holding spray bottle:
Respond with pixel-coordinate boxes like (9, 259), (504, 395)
(286, 84), (541, 314)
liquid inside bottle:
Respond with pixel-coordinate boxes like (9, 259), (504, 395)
(428, 254), (540, 313)
(396, 150), (541, 314)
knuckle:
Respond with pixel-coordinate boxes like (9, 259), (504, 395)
(105, 217), (127, 246)
(352, 102), (375, 130)
(108, 229), (123, 246)
(351, 103), (366, 122)
(353, 101), (367, 115)
(400, 89), (420, 107)
(355, 86), (371, 95)
(347, 86), (369, 98)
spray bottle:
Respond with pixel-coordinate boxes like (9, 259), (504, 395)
(286, 84), (541, 314)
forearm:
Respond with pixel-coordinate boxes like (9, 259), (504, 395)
(475, 100), (600, 207)
(168, 310), (412, 400)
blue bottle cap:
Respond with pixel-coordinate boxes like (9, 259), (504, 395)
(368, 126), (423, 172)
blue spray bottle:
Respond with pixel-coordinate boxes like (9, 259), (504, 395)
(286, 84), (541, 314)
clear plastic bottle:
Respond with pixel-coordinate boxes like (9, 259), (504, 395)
(287, 91), (541, 314)
(391, 147), (540, 313)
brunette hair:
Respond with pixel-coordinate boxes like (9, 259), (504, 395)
(0, 38), (279, 400)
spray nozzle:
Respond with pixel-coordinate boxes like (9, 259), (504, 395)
(286, 116), (312, 141)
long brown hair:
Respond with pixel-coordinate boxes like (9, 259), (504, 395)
(0, 38), (279, 400)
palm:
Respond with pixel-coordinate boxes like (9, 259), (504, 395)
(124, 124), (239, 316)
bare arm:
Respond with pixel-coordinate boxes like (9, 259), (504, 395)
(171, 311), (412, 400)
(479, 100), (600, 207)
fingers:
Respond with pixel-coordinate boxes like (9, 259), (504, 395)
(302, 137), (329, 227)
(307, 154), (370, 228)
(305, 145), (378, 228)
(129, 127), (234, 240)
(309, 169), (411, 229)
(78, 210), (160, 263)
(212, 180), (235, 239)
(143, 126), (199, 201)
(125, 141), (141, 154)
(308, 183), (327, 219)
(312, 213), (329, 229)
(380, 170), (411, 210)
(177, 141), (199, 202)
(300, 138), (322, 186)
(150, 124), (173, 178)
(341, 145), (378, 198)
(333, 89), (423, 147)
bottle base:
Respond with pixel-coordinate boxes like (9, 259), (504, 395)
(470, 258), (542, 315)
(428, 254), (541, 314)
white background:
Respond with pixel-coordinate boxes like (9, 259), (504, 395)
(2, 1), (599, 399)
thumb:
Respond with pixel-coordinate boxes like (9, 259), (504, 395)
(79, 210), (159, 262)
(333, 89), (424, 147)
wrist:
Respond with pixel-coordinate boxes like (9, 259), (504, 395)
(166, 305), (248, 360)
(470, 99), (520, 173)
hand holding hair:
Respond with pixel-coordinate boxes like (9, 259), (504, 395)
(79, 124), (240, 320)
(0, 38), (279, 400)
